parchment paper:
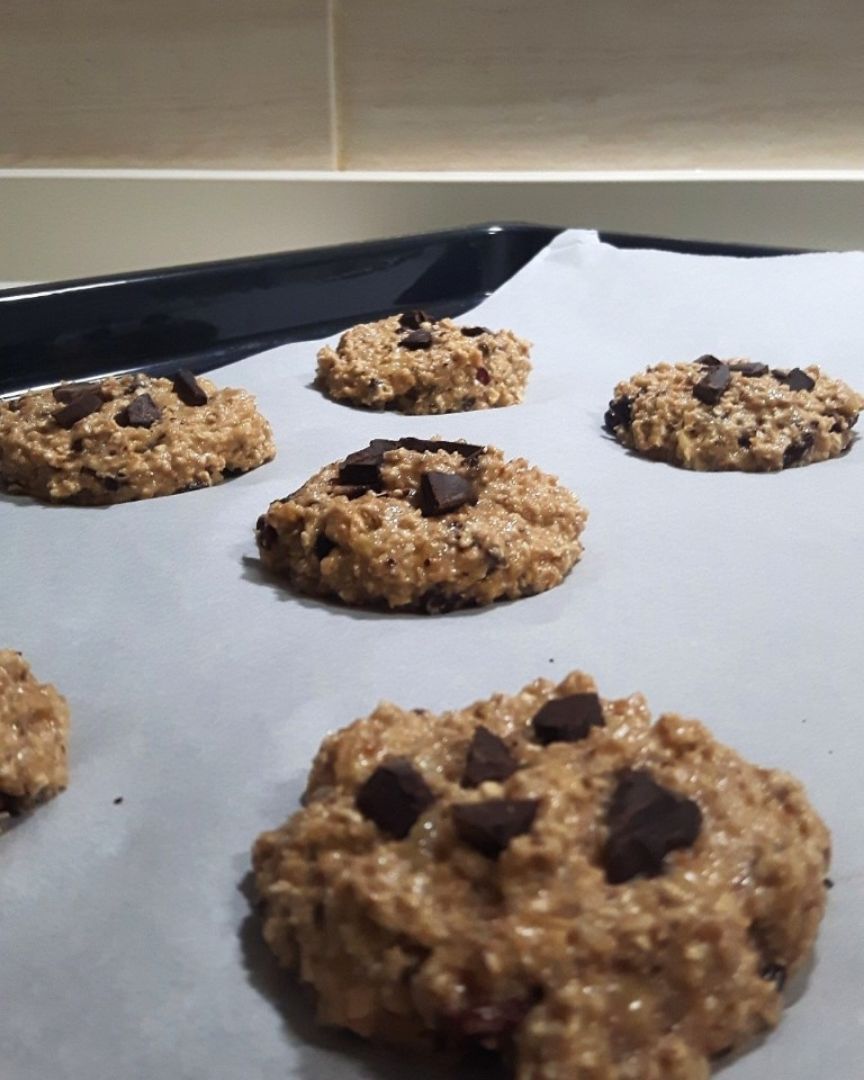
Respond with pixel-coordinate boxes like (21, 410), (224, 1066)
(2, 230), (862, 1080)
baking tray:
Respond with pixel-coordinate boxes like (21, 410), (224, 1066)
(0, 223), (798, 397)
(6, 225), (850, 1080)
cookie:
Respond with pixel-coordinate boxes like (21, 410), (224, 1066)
(252, 672), (830, 1079)
(255, 438), (586, 612)
(315, 311), (531, 414)
(604, 355), (863, 471)
(0, 370), (275, 504)
(1, 650), (69, 821)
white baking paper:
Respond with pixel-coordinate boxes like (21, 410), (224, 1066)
(2, 230), (862, 1080)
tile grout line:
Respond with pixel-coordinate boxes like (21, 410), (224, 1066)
(326, 0), (343, 171)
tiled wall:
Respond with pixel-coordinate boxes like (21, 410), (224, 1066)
(3, 0), (864, 169)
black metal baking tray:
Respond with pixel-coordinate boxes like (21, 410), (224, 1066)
(0, 223), (798, 397)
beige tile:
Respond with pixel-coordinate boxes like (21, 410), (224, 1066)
(0, 0), (333, 167)
(336, 0), (864, 169)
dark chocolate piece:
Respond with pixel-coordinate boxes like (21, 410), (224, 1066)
(0, 792), (26, 816)
(602, 769), (702, 884)
(462, 726), (518, 787)
(418, 585), (460, 614)
(419, 471), (476, 517)
(256, 516), (278, 551)
(355, 758), (435, 839)
(603, 395), (633, 433)
(738, 433), (752, 448)
(783, 431), (815, 467)
(728, 361), (769, 377)
(401, 329), (434, 350)
(116, 393), (162, 429)
(398, 309), (432, 330)
(452, 798), (539, 858)
(335, 438), (484, 490)
(532, 693), (605, 745)
(461, 326), (491, 337)
(475, 367), (491, 385)
(695, 354), (722, 367)
(760, 963), (787, 991)
(52, 381), (101, 403)
(314, 532), (336, 560)
(54, 390), (104, 429)
(693, 364), (732, 406)
(337, 439), (397, 486)
(173, 369), (208, 406)
(774, 367), (815, 392)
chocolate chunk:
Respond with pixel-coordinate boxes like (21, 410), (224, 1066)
(695, 354), (722, 367)
(70, 438), (84, 454)
(398, 309), (433, 330)
(256, 515), (277, 550)
(401, 329), (434, 350)
(314, 532), (336, 560)
(783, 431), (815, 467)
(173, 369), (208, 406)
(461, 326), (491, 338)
(116, 393), (162, 429)
(101, 476), (122, 492)
(54, 390), (104, 429)
(462, 726), (518, 787)
(355, 758), (435, 839)
(603, 395), (632, 433)
(450, 996), (533, 1041)
(729, 361), (769, 377)
(760, 962), (787, 991)
(52, 381), (101, 403)
(452, 798), (539, 858)
(602, 770), (702, 884)
(774, 367), (815, 392)
(0, 792), (26, 816)
(419, 585), (459, 614)
(738, 433), (752, 448)
(693, 364), (731, 406)
(419, 471), (476, 517)
(396, 437), (485, 459)
(333, 437), (484, 495)
(475, 366), (491, 385)
(532, 693), (605, 745)
(337, 439), (398, 487)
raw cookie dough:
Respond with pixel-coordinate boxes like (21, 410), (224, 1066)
(604, 355), (863, 471)
(0, 370), (275, 504)
(252, 672), (831, 1080)
(255, 438), (586, 612)
(1, 650), (69, 821)
(315, 310), (531, 414)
